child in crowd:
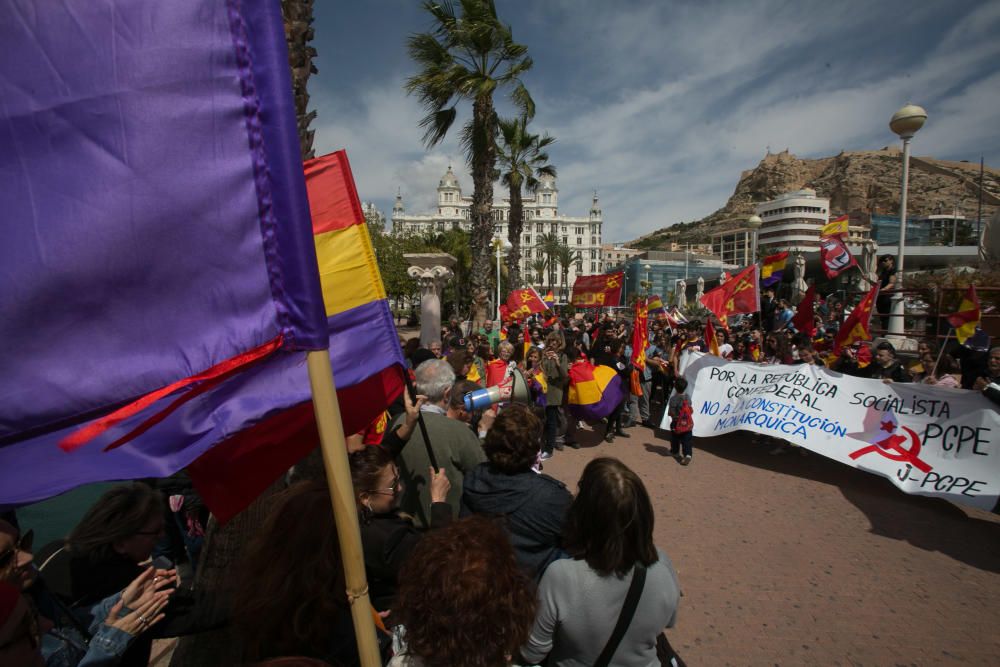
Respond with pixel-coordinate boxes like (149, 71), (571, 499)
(667, 377), (694, 466)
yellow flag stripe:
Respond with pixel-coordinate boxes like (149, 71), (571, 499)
(314, 224), (386, 317)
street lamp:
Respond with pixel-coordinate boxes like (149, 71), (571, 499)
(643, 263), (652, 294)
(492, 235), (512, 322)
(888, 103), (928, 336)
(747, 214), (763, 265)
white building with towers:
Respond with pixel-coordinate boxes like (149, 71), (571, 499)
(391, 166), (606, 288)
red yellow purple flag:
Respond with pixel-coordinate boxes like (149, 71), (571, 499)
(700, 265), (759, 328)
(946, 285), (981, 344)
(760, 252), (789, 287)
(834, 284), (879, 353)
(571, 271), (624, 308)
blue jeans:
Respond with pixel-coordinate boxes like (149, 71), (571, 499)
(670, 430), (693, 457)
(544, 406), (561, 454)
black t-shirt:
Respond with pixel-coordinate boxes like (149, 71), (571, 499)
(879, 268), (897, 290)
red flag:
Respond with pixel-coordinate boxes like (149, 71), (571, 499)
(498, 303), (511, 322)
(571, 271), (624, 308)
(506, 288), (548, 319)
(700, 265), (759, 327)
(705, 319), (720, 356)
(819, 235), (858, 279)
(834, 285), (879, 353)
(946, 284), (981, 344)
(791, 284), (817, 337)
(629, 298), (649, 396)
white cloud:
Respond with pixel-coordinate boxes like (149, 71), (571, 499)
(308, 1), (1000, 244)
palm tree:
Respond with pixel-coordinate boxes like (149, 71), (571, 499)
(496, 115), (556, 289)
(529, 257), (548, 287)
(556, 243), (582, 301)
(422, 228), (472, 317)
(283, 0), (318, 159)
(405, 0), (534, 307)
(538, 232), (561, 291)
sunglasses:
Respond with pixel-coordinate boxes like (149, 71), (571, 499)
(0, 529), (34, 570)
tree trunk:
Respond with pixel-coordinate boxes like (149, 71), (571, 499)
(506, 184), (523, 289)
(469, 95), (497, 301)
(282, 0), (317, 160)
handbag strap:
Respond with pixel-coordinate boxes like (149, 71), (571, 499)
(593, 563), (647, 667)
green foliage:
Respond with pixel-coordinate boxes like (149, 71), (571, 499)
(405, 0), (535, 299)
(496, 114), (556, 288)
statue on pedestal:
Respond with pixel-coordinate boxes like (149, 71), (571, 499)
(676, 279), (687, 310)
(404, 253), (457, 348)
(791, 253), (808, 304)
(695, 276), (705, 304)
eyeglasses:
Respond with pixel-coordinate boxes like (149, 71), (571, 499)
(370, 471), (401, 497)
(0, 529), (33, 570)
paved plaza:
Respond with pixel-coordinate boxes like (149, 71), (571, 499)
(542, 424), (1000, 666)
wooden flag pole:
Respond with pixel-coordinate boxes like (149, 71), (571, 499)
(306, 350), (381, 667)
(932, 328), (953, 378)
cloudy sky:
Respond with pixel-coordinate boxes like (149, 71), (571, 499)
(309, 1), (1000, 243)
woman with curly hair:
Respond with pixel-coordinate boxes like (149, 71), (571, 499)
(461, 404), (572, 581)
(520, 458), (681, 667)
(389, 516), (536, 667)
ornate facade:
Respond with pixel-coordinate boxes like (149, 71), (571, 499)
(390, 167), (605, 287)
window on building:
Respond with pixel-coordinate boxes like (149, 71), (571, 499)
(576, 237), (582, 245)
(525, 235), (531, 245)
(590, 249), (596, 258)
(536, 249), (543, 258)
(590, 261), (596, 272)
(562, 236), (567, 244)
(543, 193), (551, 204)
(536, 222), (543, 232)
(591, 236), (596, 245)
(551, 223), (558, 232)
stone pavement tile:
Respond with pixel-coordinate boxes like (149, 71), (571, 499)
(541, 427), (1000, 666)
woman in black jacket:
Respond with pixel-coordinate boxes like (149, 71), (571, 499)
(461, 404), (572, 581)
(350, 445), (450, 612)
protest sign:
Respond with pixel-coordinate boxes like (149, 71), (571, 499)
(664, 353), (1000, 510)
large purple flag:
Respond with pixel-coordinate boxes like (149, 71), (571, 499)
(0, 0), (329, 507)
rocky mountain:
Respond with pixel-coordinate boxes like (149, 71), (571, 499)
(631, 148), (1000, 248)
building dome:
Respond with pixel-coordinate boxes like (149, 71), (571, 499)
(590, 191), (601, 216)
(438, 165), (460, 189)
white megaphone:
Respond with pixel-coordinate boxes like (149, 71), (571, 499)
(463, 369), (532, 411)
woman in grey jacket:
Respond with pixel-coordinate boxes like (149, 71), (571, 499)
(520, 458), (681, 667)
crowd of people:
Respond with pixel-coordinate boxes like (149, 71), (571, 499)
(3, 280), (997, 667)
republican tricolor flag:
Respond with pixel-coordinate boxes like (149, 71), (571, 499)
(760, 252), (788, 287)
(0, 3), (402, 523)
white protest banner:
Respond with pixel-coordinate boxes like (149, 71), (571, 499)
(663, 353), (1000, 510)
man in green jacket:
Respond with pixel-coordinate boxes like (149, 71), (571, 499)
(397, 359), (487, 528)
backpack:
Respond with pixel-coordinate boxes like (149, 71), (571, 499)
(672, 396), (693, 433)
